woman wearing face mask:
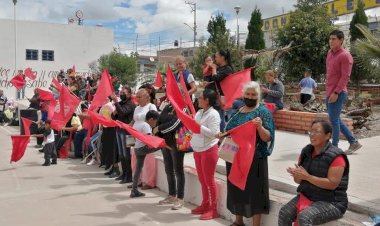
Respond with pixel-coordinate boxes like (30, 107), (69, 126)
(223, 81), (275, 226)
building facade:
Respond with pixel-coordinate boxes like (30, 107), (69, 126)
(0, 19), (113, 99)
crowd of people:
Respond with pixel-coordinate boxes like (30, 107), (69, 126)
(1, 29), (363, 226)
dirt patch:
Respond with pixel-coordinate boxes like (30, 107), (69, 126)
(353, 105), (380, 139)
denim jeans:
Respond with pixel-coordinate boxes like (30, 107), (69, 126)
(74, 129), (87, 158)
(326, 92), (356, 146)
(218, 108), (226, 132)
(89, 131), (102, 156)
(161, 148), (185, 199)
(116, 128), (128, 157)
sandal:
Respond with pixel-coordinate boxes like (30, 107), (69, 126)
(230, 223), (245, 226)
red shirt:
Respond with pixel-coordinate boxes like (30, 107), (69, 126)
(325, 48), (353, 97)
(311, 151), (346, 168)
(202, 64), (213, 77)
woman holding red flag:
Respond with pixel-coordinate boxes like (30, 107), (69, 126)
(190, 89), (221, 220)
(204, 49), (234, 131)
(223, 81), (275, 226)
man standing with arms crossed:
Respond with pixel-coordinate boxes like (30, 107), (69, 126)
(326, 30), (362, 154)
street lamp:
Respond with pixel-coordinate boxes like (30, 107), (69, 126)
(234, 6), (241, 49)
(13, 0), (17, 74)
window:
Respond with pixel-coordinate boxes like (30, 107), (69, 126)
(347, 0), (354, 10)
(273, 18), (278, 28)
(26, 49), (38, 60)
(265, 20), (270, 30)
(42, 50), (54, 61)
(281, 17), (287, 26)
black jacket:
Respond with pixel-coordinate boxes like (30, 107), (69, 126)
(157, 103), (182, 148)
(206, 65), (233, 96)
(114, 98), (135, 124)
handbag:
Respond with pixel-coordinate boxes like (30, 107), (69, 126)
(175, 126), (192, 152)
(218, 136), (239, 163)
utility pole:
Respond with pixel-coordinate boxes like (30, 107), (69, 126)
(186, 1), (197, 47)
(13, 0), (17, 74)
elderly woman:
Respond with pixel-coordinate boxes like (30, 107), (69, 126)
(278, 120), (349, 226)
(190, 89), (221, 220)
(224, 81), (275, 226)
(261, 70), (284, 110)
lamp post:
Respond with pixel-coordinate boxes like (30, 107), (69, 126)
(234, 6), (241, 49)
(13, 0), (17, 74)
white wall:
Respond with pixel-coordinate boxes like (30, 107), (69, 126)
(0, 19), (113, 99)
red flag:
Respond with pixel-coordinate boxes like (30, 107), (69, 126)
(52, 78), (62, 90)
(24, 68), (36, 80)
(10, 75), (26, 90)
(153, 70), (163, 88)
(86, 110), (118, 127)
(21, 117), (33, 135)
(89, 69), (114, 111)
(179, 72), (196, 116)
(116, 121), (167, 148)
(227, 120), (257, 190)
(51, 85), (81, 130)
(220, 68), (253, 110)
(166, 66), (200, 134)
(264, 102), (275, 114)
(47, 99), (57, 120)
(36, 88), (55, 101)
(10, 135), (30, 163)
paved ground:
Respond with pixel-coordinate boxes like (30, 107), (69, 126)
(0, 125), (228, 226)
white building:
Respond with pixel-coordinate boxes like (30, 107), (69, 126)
(0, 19), (113, 99)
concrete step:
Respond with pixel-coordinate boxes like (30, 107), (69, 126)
(154, 156), (370, 226)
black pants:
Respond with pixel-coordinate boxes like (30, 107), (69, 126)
(101, 127), (117, 168)
(161, 148), (185, 199)
(55, 134), (68, 151)
(44, 142), (57, 161)
(300, 93), (312, 105)
(36, 127), (45, 145)
(278, 195), (343, 226)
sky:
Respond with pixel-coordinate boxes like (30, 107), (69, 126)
(0, 0), (379, 55)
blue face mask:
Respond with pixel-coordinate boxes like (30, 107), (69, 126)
(243, 98), (258, 107)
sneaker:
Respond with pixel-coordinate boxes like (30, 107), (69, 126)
(42, 161), (50, 166)
(345, 142), (362, 155)
(51, 159), (57, 165)
(130, 190), (145, 198)
(158, 196), (177, 205)
(80, 159), (87, 164)
(87, 159), (96, 165)
(199, 210), (219, 220)
(171, 199), (184, 210)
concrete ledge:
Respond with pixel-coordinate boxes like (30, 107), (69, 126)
(154, 155), (369, 225)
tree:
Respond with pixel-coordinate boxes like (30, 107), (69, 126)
(190, 13), (242, 79)
(349, 0), (370, 86)
(351, 24), (380, 83)
(275, 2), (334, 82)
(98, 51), (137, 87)
(244, 6), (265, 80)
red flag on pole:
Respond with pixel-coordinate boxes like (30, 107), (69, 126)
(10, 75), (26, 90)
(51, 85), (81, 130)
(24, 68), (36, 80)
(86, 110), (118, 127)
(89, 69), (114, 112)
(153, 70), (163, 88)
(220, 68), (253, 110)
(47, 99), (57, 120)
(227, 120), (257, 190)
(21, 117), (33, 135)
(52, 78), (62, 90)
(116, 121), (167, 148)
(10, 135), (30, 163)
(36, 88), (55, 101)
(264, 102), (275, 114)
(166, 66), (200, 134)
(179, 72), (196, 116)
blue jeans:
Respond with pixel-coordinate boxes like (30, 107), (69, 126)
(218, 108), (226, 132)
(326, 92), (356, 146)
(116, 128), (129, 158)
(74, 129), (87, 158)
(89, 131), (102, 156)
